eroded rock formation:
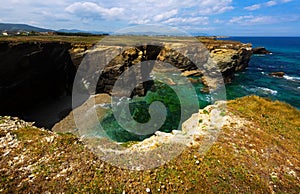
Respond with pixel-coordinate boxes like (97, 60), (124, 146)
(0, 37), (252, 128)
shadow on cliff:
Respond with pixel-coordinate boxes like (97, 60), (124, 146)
(0, 42), (76, 128)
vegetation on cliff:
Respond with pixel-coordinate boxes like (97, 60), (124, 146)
(1, 96), (299, 193)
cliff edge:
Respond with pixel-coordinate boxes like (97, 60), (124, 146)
(1, 96), (299, 193)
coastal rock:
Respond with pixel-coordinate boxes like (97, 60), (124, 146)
(253, 47), (271, 54)
(0, 37), (252, 128)
(269, 72), (285, 78)
(208, 46), (252, 84)
(52, 93), (111, 135)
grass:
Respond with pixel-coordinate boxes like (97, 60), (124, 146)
(1, 95), (299, 193)
(0, 35), (245, 47)
(0, 35), (104, 45)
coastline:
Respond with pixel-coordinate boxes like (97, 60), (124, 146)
(0, 36), (299, 193)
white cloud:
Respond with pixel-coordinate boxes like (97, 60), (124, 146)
(266, 1), (277, 6)
(163, 17), (209, 25)
(229, 15), (299, 25)
(153, 9), (178, 22)
(65, 2), (124, 19)
(214, 19), (225, 24)
(244, 4), (261, 11)
(244, 0), (292, 11)
(181, 26), (214, 31)
(196, 0), (234, 15)
(64, 0), (233, 26)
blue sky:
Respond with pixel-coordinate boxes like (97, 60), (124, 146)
(0, 0), (299, 36)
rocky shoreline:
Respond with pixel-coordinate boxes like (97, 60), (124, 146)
(0, 36), (299, 193)
(0, 36), (252, 127)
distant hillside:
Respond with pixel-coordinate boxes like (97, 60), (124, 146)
(58, 29), (109, 35)
(0, 23), (52, 32)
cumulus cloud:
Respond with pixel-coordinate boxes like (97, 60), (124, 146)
(64, 0), (233, 26)
(65, 2), (124, 19)
(0, 0), (297, 35)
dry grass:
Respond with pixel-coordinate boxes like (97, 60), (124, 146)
(1, 95), (299, 193)
(0, 35), (104, 45)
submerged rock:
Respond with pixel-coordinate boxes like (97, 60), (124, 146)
(269, 72), (285, 78)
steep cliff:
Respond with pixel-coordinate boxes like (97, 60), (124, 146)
(0, 36), (252, 127)
(0, 41), (76, 116)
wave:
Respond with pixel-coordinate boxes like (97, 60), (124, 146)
(283, 75), (300, 82)
(257, 87), (278, 95)
(242, 85), (278, 95)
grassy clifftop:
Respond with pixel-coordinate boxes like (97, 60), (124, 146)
(1, 95), (299, 193)
(0, 35), (104, 44)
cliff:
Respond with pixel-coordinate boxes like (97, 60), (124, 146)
(0, 41), (76, 115)
(0, 36), (252, 127)
(1, 96), (299, 193)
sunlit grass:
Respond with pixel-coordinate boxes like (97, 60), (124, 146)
(1, 95), (299, 193)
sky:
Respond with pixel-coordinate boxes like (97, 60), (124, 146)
(0, 0), (299, 36)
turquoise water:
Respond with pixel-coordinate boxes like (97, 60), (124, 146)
(222, 37), (300, 109)
(100, 75), (211, 142)
(100, 37), (300, 142)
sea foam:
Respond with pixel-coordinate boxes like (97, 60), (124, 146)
(283, 75), (300, 82)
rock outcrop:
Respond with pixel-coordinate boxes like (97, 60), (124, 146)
(253, 47), (271, 54)
(79, 37), (252, 96)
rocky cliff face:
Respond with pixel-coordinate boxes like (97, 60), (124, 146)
(76, 37), (252, 96)
(0, 37), (252, 127)
(0, 41), (76, 116)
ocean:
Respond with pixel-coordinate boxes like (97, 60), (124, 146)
(222, 37), (300, 109)
(99, 37), (300, 142)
